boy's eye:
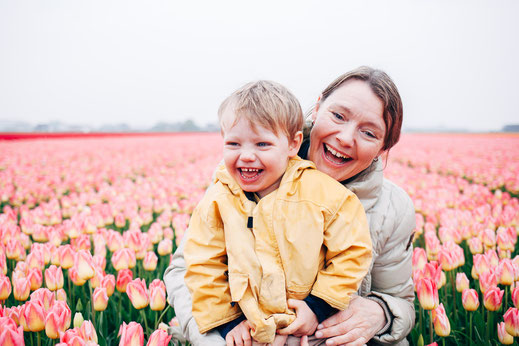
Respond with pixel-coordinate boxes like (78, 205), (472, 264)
(257, 142), (270, 147)
(225, 142), (239, 146)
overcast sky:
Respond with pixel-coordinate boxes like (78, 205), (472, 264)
(1, 0), (518, 131)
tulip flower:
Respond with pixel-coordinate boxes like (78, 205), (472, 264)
(119, 321), (144, 346)
(416, 277), (438, 310)
(0, 275), (11, 300)
(79, 320), (98, 343)
(31, 287), (55, 311)
(504, 307), (519, 337)
(467, 237), (482, 255)
(432, 304), (450, 337)
(93, 287), (109, 311)
(455, 272), (469, 292)
(13, 277), (30, 301)
(498, 259), (516, 285)
(45, 300), (72, 339)
(74, 250), (95, 281)
(483, 286), (504, 311)
(116, 269), (133, 293)
(462, 289), (479, 311)
(58, 244), (75, 269)
(56, 288), (67, 301)
(143, 251), (158, 271)
(479, 270), (498, 293)
(26, 250), (45, 271)
(19, 300), (46, 332)
(147, 329), (173, 346)
(0, 316), (24, 345)
(45, 265), (64, 291)
(27, 267), (43, 291)
(437, 248), (456, 271)
(90, 267), (104, 289)
(101, 274), (116, 297)
(59, 328), (84, 345)
(423, 261), (442, 287)
(111, 248), (136, 271)
(157, 238), (173, 256)
(149, 279), (166, 311)
(68, 266), (87, 286)
(498, 321), (514, 344)
(127, 278), (149, 309)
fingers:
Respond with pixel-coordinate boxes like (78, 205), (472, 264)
(315, 320), (352, 339)
(272, 334), (288, 346)
(277, 319), (302, 335)
(319, 309), (353, 329)
(324, 330), (366, 346)
(300, 335), (309, 346)
(287, 299), (303, 310)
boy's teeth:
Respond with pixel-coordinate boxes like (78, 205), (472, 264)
(241, 168), (259, 172)
(325, 144), (348, 159)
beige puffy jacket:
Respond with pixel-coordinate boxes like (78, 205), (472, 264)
(164, 160), (416, 345)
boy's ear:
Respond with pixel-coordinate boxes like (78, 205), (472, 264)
(288, 131), (304, 157)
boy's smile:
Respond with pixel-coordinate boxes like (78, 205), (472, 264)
(220, 110), (301, 199)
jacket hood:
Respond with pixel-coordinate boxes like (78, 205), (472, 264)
(343, 159), (383, 212)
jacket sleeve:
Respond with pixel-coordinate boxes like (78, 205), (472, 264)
(183, 201), (244, 334)
(311, 192), (372, 310)
(163, 232), (226, 346)
(370, 191), (416, 345)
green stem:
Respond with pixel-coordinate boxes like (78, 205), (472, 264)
(450, 270), (456, 318)
(89, 280), (95, 327)
(486, 309), (490, 341)
(140, 309), (150, 337)
(37, 331), (41, 346)
(155, 305), (171, 330)
(419, 305), (424, 337)
(429, 310), (433, 344)
(469, 311), (473, 343)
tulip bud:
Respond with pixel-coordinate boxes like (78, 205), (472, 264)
(412, 248), (427, 272)
(462, 289), (479, 311)
(0, 275), (12, 300)
(27, 267), (43, 291)
(45, 265), (64, 291)
(13, 277), (30, 301)
(504, 307), (519, 337)
(143, 251), (158, 272)
(127, 278), (149, 309)
(116, 269), (133, 293)
(157, 239), (173, 256)
(147, 329), (173, 346)
(101, 274), (116, 297)
(111, 248), (136, 271)
(484, 286), (504, 311)
(58, 244), (75, 269)
(456, 272), (469, 292)
(73, 312), (84, 328)
(119, 321), (144, 346)
(93, 287), (109, 311)
(499, 259), (516, 286)
(432, 304), (451, 337)
(74, 250), (95, 281)
(416, 278), (439, 310)
(498, 321), (514, 344)
(149, 279), (166, 311)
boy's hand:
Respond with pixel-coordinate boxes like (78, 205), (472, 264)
(226, 320), (252, 346)
(277, 299), (318, 337)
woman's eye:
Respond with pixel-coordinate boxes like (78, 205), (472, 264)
(332, 112), (344, 121)
(363, 131), (377, 139)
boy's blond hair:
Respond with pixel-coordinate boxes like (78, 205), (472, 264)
(218, 80), (303, 139)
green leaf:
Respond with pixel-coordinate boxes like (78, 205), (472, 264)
(417, 334), (424, 346)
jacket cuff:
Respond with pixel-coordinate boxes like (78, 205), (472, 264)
(366, 295), (392, 335)
(215, 315), (246, 339)
(303, 295), (338, 323)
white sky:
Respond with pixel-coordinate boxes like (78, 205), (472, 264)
(1, 0), (518, 131)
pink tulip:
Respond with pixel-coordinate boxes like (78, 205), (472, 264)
(74, 250), (95, 281)
(111, 248), (136, 271)
(45, 300), (72, 339)
(13, 277), (30, 301)
(45, 265), (64, 291)
(19, 300), (46, 332)
(0, 316), (24, 345)
(79, 320), (98, 343)
(31, 287), (55, 311)
(27, 267), (43, 291)
(498, 259), (516, 285)
(479, 270), (498, 293)
(149, 279), (166, 311)
(56, 288), (67, 301)
(432, 303), (450, 337)
(143, 251), (158, 271)
(147, 329), (173, 346)
(157, 239), (173, 256)
(101, 274), (116, 297)
(58, 244), (75, 269)
(483, 286), (504, 311)
(462, 289), (479, 311)
(0, 275), (11, 300)
(504, 307), (519, 337)
(416, 277), (438, 310)
(93, 287), (109, 311)
(119, 321), (144, 346)
(455, 272), (469, 292)
(116, 269), (133, 293)
(498, 321), (514, 344)
(68, 266), (87, 286)
(127, 278), (149, 309)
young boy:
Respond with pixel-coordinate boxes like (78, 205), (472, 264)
(184, 81), (372, 345)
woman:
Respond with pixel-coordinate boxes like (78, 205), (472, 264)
(164, 66), (415, 346)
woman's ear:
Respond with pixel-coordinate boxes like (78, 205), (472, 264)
(311, 94), (323, 121)
(288, 131), (304, 157)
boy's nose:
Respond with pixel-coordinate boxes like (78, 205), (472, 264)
(239, 150), (256, 162)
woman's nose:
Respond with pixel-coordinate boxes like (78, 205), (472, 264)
(336, 124), (355, 147)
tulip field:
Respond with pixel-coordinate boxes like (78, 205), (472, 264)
(0, 132), (518, 345)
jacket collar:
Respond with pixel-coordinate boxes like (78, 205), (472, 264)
(343, 159), (383, 212)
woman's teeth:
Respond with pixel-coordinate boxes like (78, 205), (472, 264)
(324, 144), (349, 159)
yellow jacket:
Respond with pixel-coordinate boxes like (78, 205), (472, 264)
(184, 157), (372, 343)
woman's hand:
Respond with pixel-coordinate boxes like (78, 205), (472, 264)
(277, 299), (319, 337)
(314, 295), (386, 346)
(226, 320), (253, 346)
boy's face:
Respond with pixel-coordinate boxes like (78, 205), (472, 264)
(221, 110), (301, 199)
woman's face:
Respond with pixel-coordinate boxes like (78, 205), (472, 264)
(308, 79), (386, 182)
